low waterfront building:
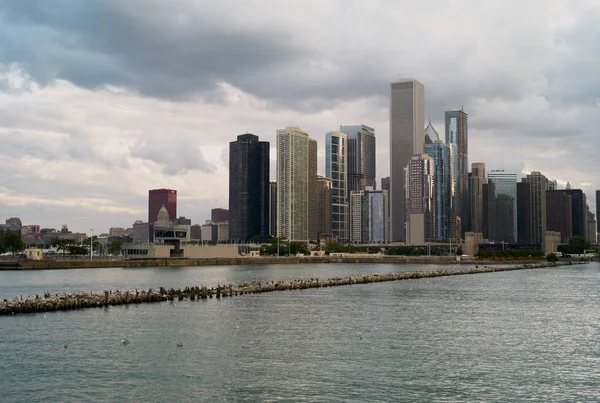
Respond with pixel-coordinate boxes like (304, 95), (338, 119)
(543, 231), (561, 254)
(463, 232), (484, 256)
(121, 244), (240, 259)
(24, 248), (43, 260)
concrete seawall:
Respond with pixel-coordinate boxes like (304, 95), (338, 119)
(0, 256), (549, 270)
(0, 261), (586, 316)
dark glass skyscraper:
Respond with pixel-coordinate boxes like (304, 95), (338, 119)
(516, 180), (532, 244)
(229, 133), (270, 242)
(596, 190), (600, 235)
(488, 170), (517, 243)
(565, 189), (585, 238)
(546, 190), (573, 243)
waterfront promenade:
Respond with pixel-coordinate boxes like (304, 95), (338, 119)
(0, 255), (549, 270)
(0, 261), (585, 316)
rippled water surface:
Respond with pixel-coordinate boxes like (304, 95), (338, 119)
(1, 262), (599, 402)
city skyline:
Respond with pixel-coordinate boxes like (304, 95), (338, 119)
(0, 1), (599, 233)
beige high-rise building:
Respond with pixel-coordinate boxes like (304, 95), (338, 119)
(526, 171), (548, 245)
(470, 163), (486, 234)
(276, 126), (318, 242)
(390, 79), (425, 242)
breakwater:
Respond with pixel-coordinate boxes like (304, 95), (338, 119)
(1, 261), (584, 316)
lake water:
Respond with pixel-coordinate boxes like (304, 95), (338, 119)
(0, 262), (598, 402)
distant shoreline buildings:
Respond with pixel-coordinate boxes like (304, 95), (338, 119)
(1, 79), (598, 252)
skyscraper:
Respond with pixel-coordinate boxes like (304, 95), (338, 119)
(586, 210), (597, 243)
(211, 208), (229, 222)
(516, 180), (532, 244)
(526, 171), (548, 244)
(350, 187), (389, 244)
(405, 154), (435, 244)
(596, 190), (600, 236)
(470, 163), (486, 234)
(326, 131), (349, 242)
(445, 109), (468, 239)
(390, 79), (425, 242)
(276, 126), (318, 242)
(424, 121), (451, 241)
(229, 133), (270, 242)
(488, 170), (517, 243)
(339, 124), (376, 195)
(546, 190), (572, 243)
(317, 176), (333, 239)
(381, 177), (390, 240)
(565, 189), (585, 238)
(269, 182), (277, 237)
(482, 183), (489, 240)
(148, 189), (177, 224)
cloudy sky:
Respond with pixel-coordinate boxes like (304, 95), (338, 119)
(1, 0), (599, 234)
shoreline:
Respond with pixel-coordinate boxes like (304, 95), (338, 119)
(0, 260), (588, 316)
(0, 255), (553, 270)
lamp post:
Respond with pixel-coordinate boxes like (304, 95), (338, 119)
(90, 229), (94, 261)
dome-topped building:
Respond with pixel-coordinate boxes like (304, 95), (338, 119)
(424, 118), (441, 144)
(156, 204), (170, 224)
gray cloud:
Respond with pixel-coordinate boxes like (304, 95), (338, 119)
(0, 0), (599, 232)
(0, 0), (310, 99)
(131, 136), (217, 175)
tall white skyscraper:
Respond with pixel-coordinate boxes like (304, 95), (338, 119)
(276, 126), (318, 242)
(326, 131), (348, 242)
(390, 80), (425, 242)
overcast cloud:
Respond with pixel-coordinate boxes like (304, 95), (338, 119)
(0, 0), (599, 233)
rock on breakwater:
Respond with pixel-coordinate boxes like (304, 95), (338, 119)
(0, 261), (585, 316)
